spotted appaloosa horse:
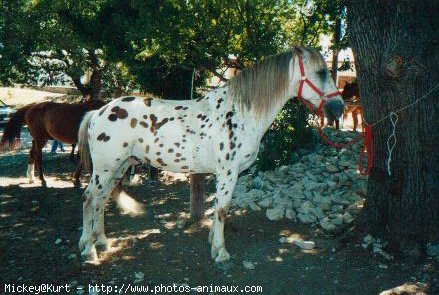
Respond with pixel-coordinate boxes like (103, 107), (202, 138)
(0, 100), (105, 187)
(77, 46), (344, 265)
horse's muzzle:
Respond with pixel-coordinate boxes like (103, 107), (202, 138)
(323, 99), (344, 123)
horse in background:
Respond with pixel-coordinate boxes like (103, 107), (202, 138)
(341, 81), (363, 132)
(0, 100), (105, 187)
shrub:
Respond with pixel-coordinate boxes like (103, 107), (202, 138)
(256, 99), (315, 171)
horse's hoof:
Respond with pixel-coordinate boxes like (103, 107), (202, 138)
(80, 248), (98, 264)
(215, 248), (231, 264)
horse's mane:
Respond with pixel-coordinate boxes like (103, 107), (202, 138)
(226, 46), (326, 116)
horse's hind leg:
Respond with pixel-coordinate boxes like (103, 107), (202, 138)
(79, 167), (127, 262)
(27, 141), (36, 183)
(210, 169), (238, 264)
(94, 182), (124, 251)
(34, 140), (48, 187)
(73, 163), (82, 187)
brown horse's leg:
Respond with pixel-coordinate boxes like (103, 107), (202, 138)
(27, 141), (36, 183)
(73, 163), (82, 187)
(352, 109), (359, 132)
(34, 140), (48, 187)
(70, 143), (76, 162)
(320, 116), (325, 127)
(335, 119), (340, 130)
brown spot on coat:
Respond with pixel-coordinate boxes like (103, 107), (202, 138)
(116, 108), (128, 119)
(122, 96), (136, 102)
(218, 208), (227, 222)
(97, 133), (110, 142)
(181, 165), (189, 169)
(139, 121), (148, 128)
(130, 118), (138, 128)
(157, 158), (167, 166)
(143, 98), (152, 107)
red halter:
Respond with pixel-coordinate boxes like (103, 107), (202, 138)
(296, 54), (341, 116)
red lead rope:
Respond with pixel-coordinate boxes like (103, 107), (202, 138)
(358, 125), (373, 175)
(316, 125), (373, 175)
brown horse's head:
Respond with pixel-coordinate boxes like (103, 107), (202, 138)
(341, 82), (359, 101)
(84, 100), (106, 111)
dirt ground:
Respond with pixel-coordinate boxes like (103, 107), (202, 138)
(1, 143), (436, 295)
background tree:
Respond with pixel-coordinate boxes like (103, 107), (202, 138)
(0, 0), (125, 99)
(346, 0), (439, 256)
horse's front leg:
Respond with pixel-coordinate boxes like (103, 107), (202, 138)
(210, 169), (238, 264)
(70, 143), (76, 163)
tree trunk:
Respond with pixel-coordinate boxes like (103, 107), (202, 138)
(190, 174), (207, 221)
(330, 15), (342, 83)
(346, 0), (439, 256)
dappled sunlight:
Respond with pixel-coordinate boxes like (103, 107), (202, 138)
(0, 175), (78, 188)
(115, 190), (145, 217)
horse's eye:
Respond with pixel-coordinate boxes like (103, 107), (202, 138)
(317, 69), (327, 80)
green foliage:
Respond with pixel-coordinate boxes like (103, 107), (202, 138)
(256, 100), (315, 171)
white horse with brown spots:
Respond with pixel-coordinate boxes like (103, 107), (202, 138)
(78, 46), (344, 266)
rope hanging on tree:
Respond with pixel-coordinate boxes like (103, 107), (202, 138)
(386, 112), (398, 176)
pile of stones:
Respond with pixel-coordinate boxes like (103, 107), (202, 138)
(231, 129), (368, 231)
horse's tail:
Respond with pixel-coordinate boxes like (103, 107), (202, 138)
(0, 104), (34, 151)
(78, 110), (96, 172)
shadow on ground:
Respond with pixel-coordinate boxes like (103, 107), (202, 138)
(0, 151), (419, 295)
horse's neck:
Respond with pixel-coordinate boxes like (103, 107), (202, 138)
(227, 89), (293, 141)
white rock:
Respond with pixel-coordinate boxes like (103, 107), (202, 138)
(332, 214), (344, 225)
(293, 239), (315, 250)
(326, 163), (339, 173)
(320, 218), (336, 230)
(135, 272), (144, 279)
(342, 212), (354, 223)
(248, 189), (266, 199)
(285, 209), (296, 220)
(243, 260), (255, 270)
(248, 201), (261, 211)
(297, 213), (317, 223)
(273, 198), (293, 210)
(55, 238), (62, 245)
(258, 197), (272, 208)
(266, 208), (284, 221)
(233, 184), (247, 196)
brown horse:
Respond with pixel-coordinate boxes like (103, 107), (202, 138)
(0, 100), (105, 187)
(341, 82), (364, 131)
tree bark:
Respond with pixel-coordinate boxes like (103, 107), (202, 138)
(190, 174), (207, 221)
(346, 0), (439, 256)
(330, 15), (342, 83)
